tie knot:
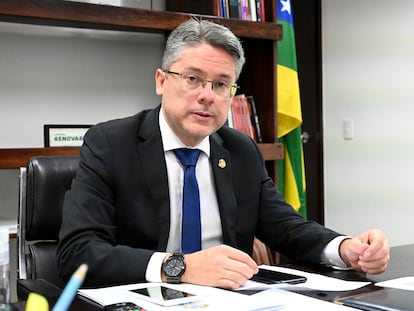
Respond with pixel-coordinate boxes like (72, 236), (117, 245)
(174, 148), (201, 167)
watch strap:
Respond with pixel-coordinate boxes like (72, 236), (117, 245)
(162, 253), (185, 284)
(166, 275), (181, 284)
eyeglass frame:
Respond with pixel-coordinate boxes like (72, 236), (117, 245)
(163, 70), (239, 98)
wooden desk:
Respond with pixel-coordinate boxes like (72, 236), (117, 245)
(13, 244), (414, 310)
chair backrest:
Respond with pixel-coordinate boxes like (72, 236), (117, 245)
(18, 155), (79, 289)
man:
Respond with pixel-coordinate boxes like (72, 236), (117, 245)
(57, 18), (390, 290)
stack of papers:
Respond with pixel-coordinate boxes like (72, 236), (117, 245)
(78, 266), (370, 310)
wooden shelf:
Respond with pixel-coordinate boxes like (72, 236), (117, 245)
(0, 147), (80, 169)
(260, 143), (284, 161)
(0, 143), (282, 169)
(0, 0), (282, 40)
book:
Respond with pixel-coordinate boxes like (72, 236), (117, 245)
(249, 0), (257, 21)
(240, 0), (248, 20)
(228, 0), (239, 18)
(246, 95), (263, 142)
(255, 0), (265, 22)
(230, 94), (255, 139)
(227, 105), (234, 128)
(220, 0), (228, 18)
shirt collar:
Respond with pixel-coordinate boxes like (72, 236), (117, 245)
(159, 107), (210, 157)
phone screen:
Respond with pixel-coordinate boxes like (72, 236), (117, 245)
(129, 286), (195, 301)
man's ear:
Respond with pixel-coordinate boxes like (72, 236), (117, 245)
(155, 69), (166, 96)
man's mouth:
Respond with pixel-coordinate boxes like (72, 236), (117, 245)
(193, 111), (214, 118)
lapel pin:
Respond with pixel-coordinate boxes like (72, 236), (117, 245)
(218, 159), (226, 169)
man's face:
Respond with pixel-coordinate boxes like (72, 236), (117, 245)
(155, 43), (236, 146)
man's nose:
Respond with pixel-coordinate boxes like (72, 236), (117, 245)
(197, 81), (216, 102)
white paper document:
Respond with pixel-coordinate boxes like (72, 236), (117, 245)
(375, 276), (414, 291)
(79, 282), (281, 310)
(78, 265), (370, 310)
(239, 265), (370, 292)
(247, 287), (361, 311)
(79, 282), (358, 311)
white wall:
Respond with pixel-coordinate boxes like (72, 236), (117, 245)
(322, 0), (414, 246)
(0, 23), (164, 148)
(0, 22), (164, 220)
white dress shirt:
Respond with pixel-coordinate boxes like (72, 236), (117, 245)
(146, 108), (348, 282)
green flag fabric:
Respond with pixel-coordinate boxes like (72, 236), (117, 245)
(277, 0), (307, 217)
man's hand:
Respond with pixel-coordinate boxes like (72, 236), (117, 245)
(180, 245), (258, 289)
(339, 229), (390, 274)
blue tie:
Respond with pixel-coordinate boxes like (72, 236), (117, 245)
(174, 148), (202, 254)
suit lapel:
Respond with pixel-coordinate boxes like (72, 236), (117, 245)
(210, 134), (238, 247)
(136, 109), (238, 250)
(136, 107), (170, 250)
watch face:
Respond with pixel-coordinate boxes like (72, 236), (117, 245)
(164, 257), (185, 277)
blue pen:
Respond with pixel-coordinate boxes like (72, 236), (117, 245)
(52, 264), (88, 311)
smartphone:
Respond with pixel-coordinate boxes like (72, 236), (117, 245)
(127, 285), (201, 306)
(251, 268), (307, 285)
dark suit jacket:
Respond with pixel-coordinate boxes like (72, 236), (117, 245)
(57, 105), (340, 287)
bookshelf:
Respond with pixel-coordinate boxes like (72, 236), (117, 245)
(0, 0), (282, 180)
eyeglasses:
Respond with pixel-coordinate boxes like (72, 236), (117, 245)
(164, 70), (238, 99)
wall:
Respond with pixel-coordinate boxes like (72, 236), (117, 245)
(322, 0), (414, 246)
(0, 24), (164, 148)
(0, 22), (164, 215)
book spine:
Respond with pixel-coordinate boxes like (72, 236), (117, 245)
(241, 95), (255, 138)
(220, 0), (227, 17)
(231, 96), (242, 131)
(247, 95), (263, 142)
(227, 105), (234, 128)
(255, 0), (262, 21)
(240, 0), (248, 20)
(231, 95), (255, 139)
(228, 0), (239, 18)
(249, 0), (257, 21)
(260, 0), (265, 21)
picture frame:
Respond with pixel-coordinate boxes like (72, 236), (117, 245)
(44, 124), (92, 147)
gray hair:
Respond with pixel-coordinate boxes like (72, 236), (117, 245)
(162, 18), (245, 80)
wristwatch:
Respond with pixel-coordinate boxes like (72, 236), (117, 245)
(162, 253), (186, 284)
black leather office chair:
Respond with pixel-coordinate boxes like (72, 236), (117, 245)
(17, 155), (79, 300)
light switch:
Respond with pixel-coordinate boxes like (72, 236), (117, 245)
(342, 119), (354, 140)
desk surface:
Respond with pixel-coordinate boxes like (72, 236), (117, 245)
(280, 243), (414, 304)
(14, 244), (414, 310)
(367, 243), (412, 282)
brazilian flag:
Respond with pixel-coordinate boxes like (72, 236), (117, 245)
(277, 0), (307, 217)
